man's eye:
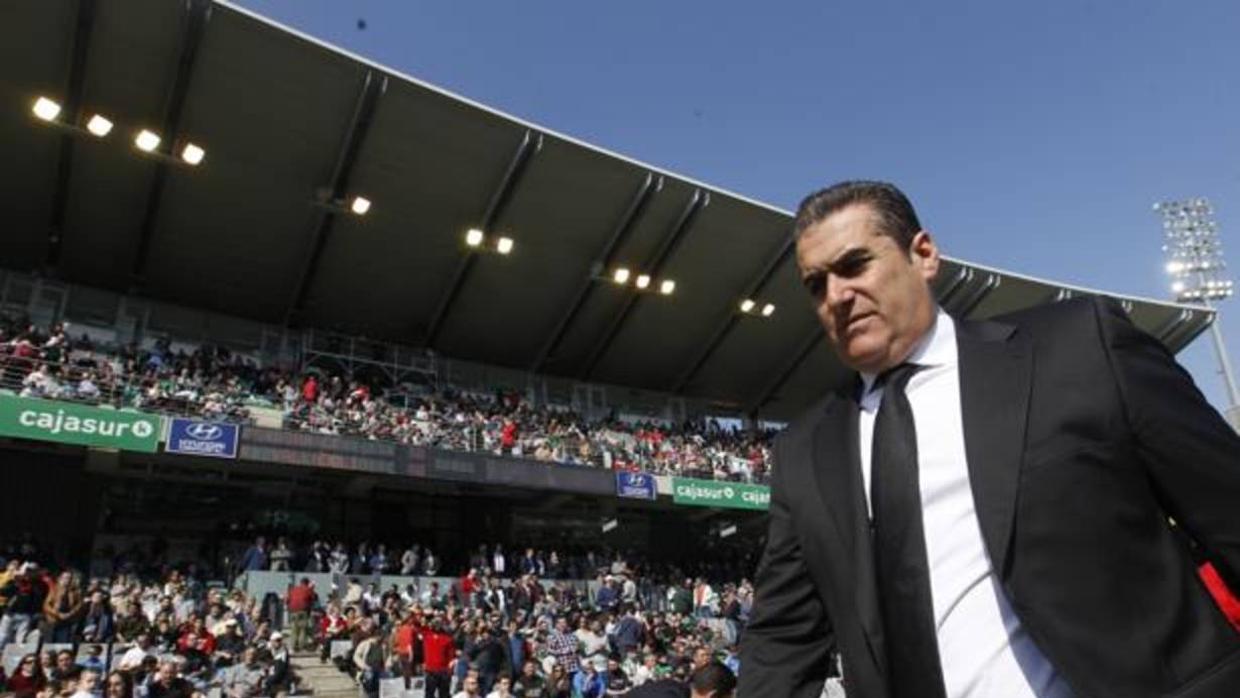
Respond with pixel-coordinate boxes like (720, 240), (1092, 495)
(803, 275), (825, 297)
(836, 257), (868, 277)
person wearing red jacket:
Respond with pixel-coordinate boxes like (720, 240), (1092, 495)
(421, 619), (456, 698)
(318, 604), (350, 662)
(286, 578), (317, 652)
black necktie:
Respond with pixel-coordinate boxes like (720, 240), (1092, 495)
(870, 363), (948, 698)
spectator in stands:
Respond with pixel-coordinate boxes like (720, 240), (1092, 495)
(221, 645), (265, 698)
(400, 544), (420, 576)
(544, 617), (579, 677)
(626, 660), (736, 698)
(0, 562), (47, 652)
(117, 632), (156, 672)
(43, 569), (83, 643)
(79, 644), (107, 674)
(264, 632), (294, 696)
(237, 537), (267, 573)
(421, 617), (456, 698)
(4, 653), (45, 697)
(286, 577), (316, 652)
(144, 658), (194, 698)
(68, 668), (101, 698)
(48, 649), (81, 684)
(352, 624), (384, 698)
(104, 670), (133, 698)
(269, 537), (293, 571)
(510, 660), (544, 697)
(79, 589), (114, 643)
(113, 602), (149, 643)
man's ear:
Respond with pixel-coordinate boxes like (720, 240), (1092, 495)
(909, 230), (941, 282)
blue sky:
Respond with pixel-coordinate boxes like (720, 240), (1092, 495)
(235, 0), (1240, 412)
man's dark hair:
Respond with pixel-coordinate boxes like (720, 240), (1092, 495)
(793, 180), (922, 249)
(689, 660), (736, 697)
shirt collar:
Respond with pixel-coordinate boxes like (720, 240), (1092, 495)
(859, 307), (957, 395)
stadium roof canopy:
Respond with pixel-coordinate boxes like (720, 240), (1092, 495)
(0, 0), (1214, 419)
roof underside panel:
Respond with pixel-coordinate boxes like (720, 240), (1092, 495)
(688, 253), (820, 404)
(302, 78), (523, 339)
(540, 179), (700, 376)
(0, 1), (78, 270)
(434, 137), (648, 367)
(590, 197), (788, 390)
(143, 6), (365, 322)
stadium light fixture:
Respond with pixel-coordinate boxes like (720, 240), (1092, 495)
(32, 96), (61, 122)
(612, 267), (631, 284)
(635, 274), (651, 290)
(739, 299), (756, 313)
(496, 237), (515, 255)
(134, 129), (161, 153)
(659, 279), (676, 295)
(465, 228), (485, 247)
(349, 195), (371, 215)
(761, 303), (776, 317)
(181, 142), (206, 166)
(85, 114), (113, 137)
(1155, 196), (1240, 415)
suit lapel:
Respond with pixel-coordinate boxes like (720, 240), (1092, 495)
(812, 387), (887, 673)
(955, 317), (1033, 578)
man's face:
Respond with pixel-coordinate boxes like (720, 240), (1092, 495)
(158, 663), (176, 684)
(463, 676), (478, 694)
(57, 653), (74, 671)
(796, 203), (940, 374)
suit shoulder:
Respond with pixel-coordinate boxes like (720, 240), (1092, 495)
(987, 294), (1119, 337)
(773, 394), (835, 452)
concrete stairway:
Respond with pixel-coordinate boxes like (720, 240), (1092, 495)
(291, 651), (357, 698)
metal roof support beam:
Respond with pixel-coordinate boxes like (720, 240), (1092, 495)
(579, 189), (709, 379)
(746, 327), (824, 415)
(671, 234), (794, 393)
(934, 267), (972, 308)
(285, 69), (388, 325)
(1163, 310), (1204, 350)
(529, 172), (661, 372)
(1151, 309), (1193, 346)
(44, 0), (98, 271)
(129, 0), (212, 286)
(425, 129), (542, 346)
(951, 273), (1000, 318)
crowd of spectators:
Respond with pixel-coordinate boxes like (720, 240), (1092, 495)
(1, 543), (754, 698)
(226, 538), (753, 593)
(0, 558), (303, 698)
(0, 313), (773, 483)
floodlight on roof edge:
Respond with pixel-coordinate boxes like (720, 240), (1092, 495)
(600, 265), (677, 298)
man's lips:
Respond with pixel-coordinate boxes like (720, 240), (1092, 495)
(842, 312), (875, 330)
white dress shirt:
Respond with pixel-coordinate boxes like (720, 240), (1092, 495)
(858, 309), (1073, 698)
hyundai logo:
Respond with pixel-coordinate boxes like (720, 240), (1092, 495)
(186, 422), (223, 440)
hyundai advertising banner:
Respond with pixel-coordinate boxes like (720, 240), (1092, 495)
(166, 417), (239, 459)
(615, 472), (657, 500)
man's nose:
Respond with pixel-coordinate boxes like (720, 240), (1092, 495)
(825, 275), (854, 309)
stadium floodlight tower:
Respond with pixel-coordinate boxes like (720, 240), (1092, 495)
(1156, 197), (1240, 424)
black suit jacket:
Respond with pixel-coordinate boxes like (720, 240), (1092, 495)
(738, 296), (1240, 697)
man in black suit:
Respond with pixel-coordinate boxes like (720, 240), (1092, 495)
(738, 181), (1240, 697)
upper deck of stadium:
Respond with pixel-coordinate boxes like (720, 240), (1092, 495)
(0, 0), (1215, 420)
